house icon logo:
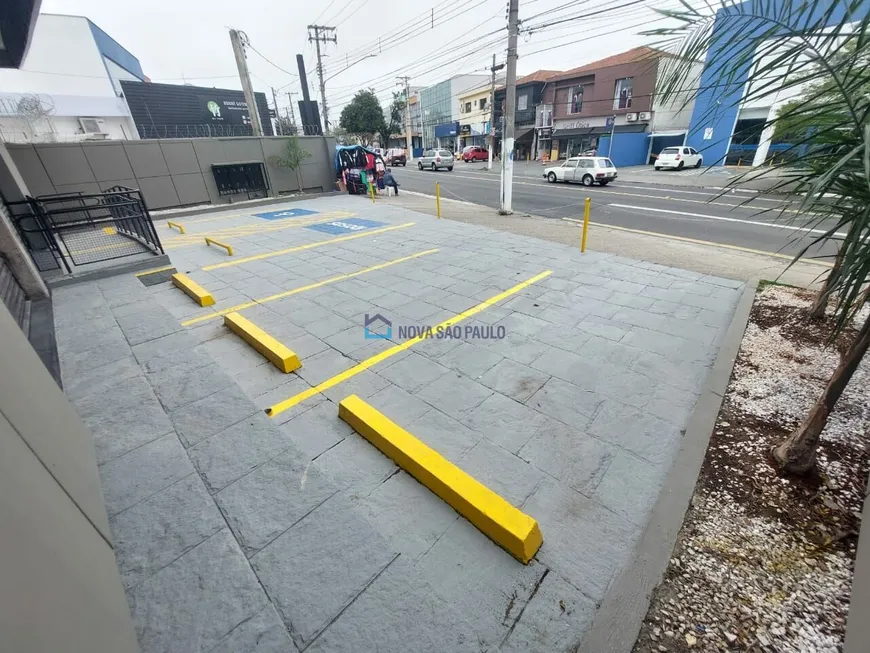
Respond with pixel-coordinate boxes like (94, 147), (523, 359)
(364, 313), (392, 340)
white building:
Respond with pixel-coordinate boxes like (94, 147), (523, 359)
(420, 74), (489, 151)
(0, 14), (144, 143)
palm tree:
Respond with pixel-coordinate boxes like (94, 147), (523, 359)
(650, 0), (870, 474)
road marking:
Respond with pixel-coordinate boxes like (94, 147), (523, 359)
(265, 270), (552, 418)
(338, 395), (542, 564)
(224, 312), (301, 373)
(202, 222), (415, 270)
(181, 248), (440, 326)
(172, 273), (215, 306)
(561, 217), (834, 267)
(135, 265), (176, 277)
(607, 203), (845, 237)
(162, 212), (355, 248)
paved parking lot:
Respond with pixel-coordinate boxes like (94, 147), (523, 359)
(54, 193), (743, 652)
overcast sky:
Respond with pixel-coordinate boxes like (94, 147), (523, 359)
(41, 0), (703, 116)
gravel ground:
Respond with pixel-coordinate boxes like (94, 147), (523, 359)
(633, 284), (869, 653)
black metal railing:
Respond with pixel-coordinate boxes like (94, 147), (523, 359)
(7, 186), (164, 274)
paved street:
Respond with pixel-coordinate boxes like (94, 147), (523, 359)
(392, 163), (838, 260)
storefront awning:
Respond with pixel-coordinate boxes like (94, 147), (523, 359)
(552, 127), (593, 138)
(554, 123), (649, 138)
(647, 130), (687, 137)
(514, 127), (535, 142)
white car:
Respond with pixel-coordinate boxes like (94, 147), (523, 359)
(655, 146), (703, 170)
(543, 156), (618, 186)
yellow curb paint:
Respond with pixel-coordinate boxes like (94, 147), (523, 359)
(171, 273), (215, 307)
(265, 270), (552, 418)
(338, 395), (543, 564)
(560, 217), (835, 267)
(202, 222), (416, 271)
(224, 312), (301, 373)
(204, 237), (234, 256)
(181, 248), (441, 326)
(134, 265), (176, 277)
(167, 221), (185, 234)
(103, 226), (117, 235)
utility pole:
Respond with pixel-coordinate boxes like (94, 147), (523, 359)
(397, 76), (412, 160)
(271, 87), (281, 135)
(488, 54), (505, 171)
(286, 92), (298, 135)
(500, 0), (519, 214)
(307, 25), (336, 135)
(229, 29), (264, 136)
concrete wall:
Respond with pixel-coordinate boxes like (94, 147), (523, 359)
(6, 135), (337, 210)
(598, 132), (650, 167)
(0, 303), (137, 652)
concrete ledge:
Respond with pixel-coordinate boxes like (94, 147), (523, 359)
(338, 394), (543, 564)
(46, 254), (171, 288)
(171, 272), (215, 307)
(224, 312), (300, 373)
(578, 280), (757, 653)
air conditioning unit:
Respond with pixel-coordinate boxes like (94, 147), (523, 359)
(79, 117), (106, 134)
(625, 113), (638, 122)
(639, 111), (651, 121)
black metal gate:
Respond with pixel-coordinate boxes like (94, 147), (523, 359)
(7, 186), (164, 274)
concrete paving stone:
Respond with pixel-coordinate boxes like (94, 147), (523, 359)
(231, 278), (284, 298)
(523, 479), (640, 602)
(571, 283), (614, 302)
(646, 384), (701, 427)
(580, 297), (621, 320)
(356, 470), (459, 562)
(525, 377), (604, 429)
(478, 358), (550, 403)
(630, 349), (709, 393)
(294, 347), (355, 386)
(305, 560), (480, 653)
(609, 291), (656, 310)
(417, 285), (453, 305)
(661, 267), (703, 282)
(233, 361), (304, 399)
(323, 326), (376, 356)
(679, 290), (735, 311)
(310, 429), (398, 495)
(169, 384), (260, 448)
(659, 315), (721, 345)
(116, 309), (184, 346)
(185, 320), (226, 345)
(405, 406), (483, 462)
(414, 372), (493, 421)
(279, 399), (353, 460)
(252, 379), (324, 426)
(391, 299), (443, 322)
(367, 383), (433, 425)
(330, 296), (379, 320)
(100, 433), (194, 516)
(436, 292), (479, 313)
(461, 392), (549, 454)
(52, 284), (104, 310)
(128, 529), (270, 653)
(458, 438), (544, 508)
(648, 298), (701, 320)
(436, 341), (503, 379)
(502, 295), (548, 316)
(609, 305), (665, 331)
(251, 494), (399, 649)
(602, 279), (646, 295)
(542, 277), (580, 292)
(476, 327), (552, 366)
(496, 312), (550, 339)
(101, 285), (152, 309)
(59, 339), (131, 378)
(55, 317), (126, 354)
(133, 331), (214, 376)
(371, 291), (416, 311)
(283, 304), (335, 327)
(304, 312), (355, 339)
(519, 417), (616, 495)
(54, 303), (114, 330)
(532, 322), (593, 353)
(621, 326), (714, 364)
(207, 606), (296, 653)
(529, 346), (603, 389)
(696, 306), (734, 328)
(669, 278), (716, 296)
(588, 399), (683, 467)
(593, 448), (670, 527)
(74, 374), (175, 464)
(537, 289), (579, 310)
(110, 473), (223, 588)
(575, 314), (631, 342)
(149, 361), (234, 411)
(500, 570), (597, 653)
(700, 274), (745, 289)
(415, 518), (547, 649)
(378, 351), (450, 393)
(262, 295), (320, 317)
(62, 354), (142, 402)
(322, 368), (391, 403)
(536, 303), (586, 327)
(215, 446), (339, 555)
(111, 297), (166, 320)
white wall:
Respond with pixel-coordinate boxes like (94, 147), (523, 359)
(651, 60), (704, 133)
(449, 75), (490, 121)
(103, 57), (139, 96)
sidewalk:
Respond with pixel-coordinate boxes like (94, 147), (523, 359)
(396, 191), (828, 289)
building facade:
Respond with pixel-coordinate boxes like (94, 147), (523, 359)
(494, 70), (559, 161)
(420, 74), (489, 151)
(456, 85), (491, 150)
(0, 14), (143, 143)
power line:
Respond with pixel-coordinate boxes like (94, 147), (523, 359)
(246, 43), (299, 78)
(335, 0), (370, 27)
(312, 0), (339, 24)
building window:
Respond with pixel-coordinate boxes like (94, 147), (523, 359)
(569, 86), (583, 114)
(614, 78), (633, 109)
(464, 101), (472, 113)
(480, 97), (487, 111)
(518, 94), (528, 111)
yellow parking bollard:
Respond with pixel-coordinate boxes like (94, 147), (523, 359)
(435, 182), (441, 219)
(581, 197), (591, 253)
(369, 182), (375, 203)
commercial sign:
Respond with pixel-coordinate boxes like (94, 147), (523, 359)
(459, 124), (472, 136)
(199, 94), (254, 126)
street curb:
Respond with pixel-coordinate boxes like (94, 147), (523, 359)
(150, 191), (335, 221)
(577, 280), (758, 653)
(844, 469), (870, 652)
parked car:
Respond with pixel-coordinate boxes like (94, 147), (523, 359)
(655, 146), (702, 170)
(543, 156), (617, 186)
(417, 149), (454, 171)
(384, 148), (407, 166)
(462, 146), (489, 162)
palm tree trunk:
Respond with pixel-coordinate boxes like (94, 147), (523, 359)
(809, 248), (844, 319)
(773, 311), (870, 473)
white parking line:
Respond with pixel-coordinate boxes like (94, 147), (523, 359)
(607, 204), (845, 237)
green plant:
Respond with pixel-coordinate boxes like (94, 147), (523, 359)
(338, 89), (387, 145)
(268, 136), (311, 192)
(650, 0), (870, 474)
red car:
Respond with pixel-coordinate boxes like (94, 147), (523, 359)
(462, 146), (488, 162)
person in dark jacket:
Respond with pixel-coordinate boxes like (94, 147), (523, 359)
(383, 168), (399, 195)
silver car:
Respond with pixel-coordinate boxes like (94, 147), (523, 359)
(417, 148), (454, 171)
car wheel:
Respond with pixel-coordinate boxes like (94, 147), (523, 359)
(599, 180), (609, 186)
(431, 163), (437, 171)
(418, 162), (423, 170)
(582, 174), (594, 186)
(654, 166), (661, 171)
(695, 159), (702, 168)
(447, 167), (453, 172)
(547, 172), (557, 183)
(678, 161), (685, 170)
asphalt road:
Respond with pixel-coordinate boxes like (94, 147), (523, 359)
(391, 163), (839, 260)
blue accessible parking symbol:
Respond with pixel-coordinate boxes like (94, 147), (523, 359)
(254, 208), (318, 220)
(305, 218), (387, 235)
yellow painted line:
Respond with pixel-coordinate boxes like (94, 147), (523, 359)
(339, 395), (542, 563)
(266, 270), (552, 418)
(561, 217), (834, 267)
(162, 213), (354, 249)
(181, 248), (441, 326)
(103, 226), (117, 235)
(205, 237), (234, 256)
(135, 265), (175, 277)
(202, 222), (415, 271)
(224, 312), (301, 373)
(167, 220), (185, 234)
(171, 272), (215, 307)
